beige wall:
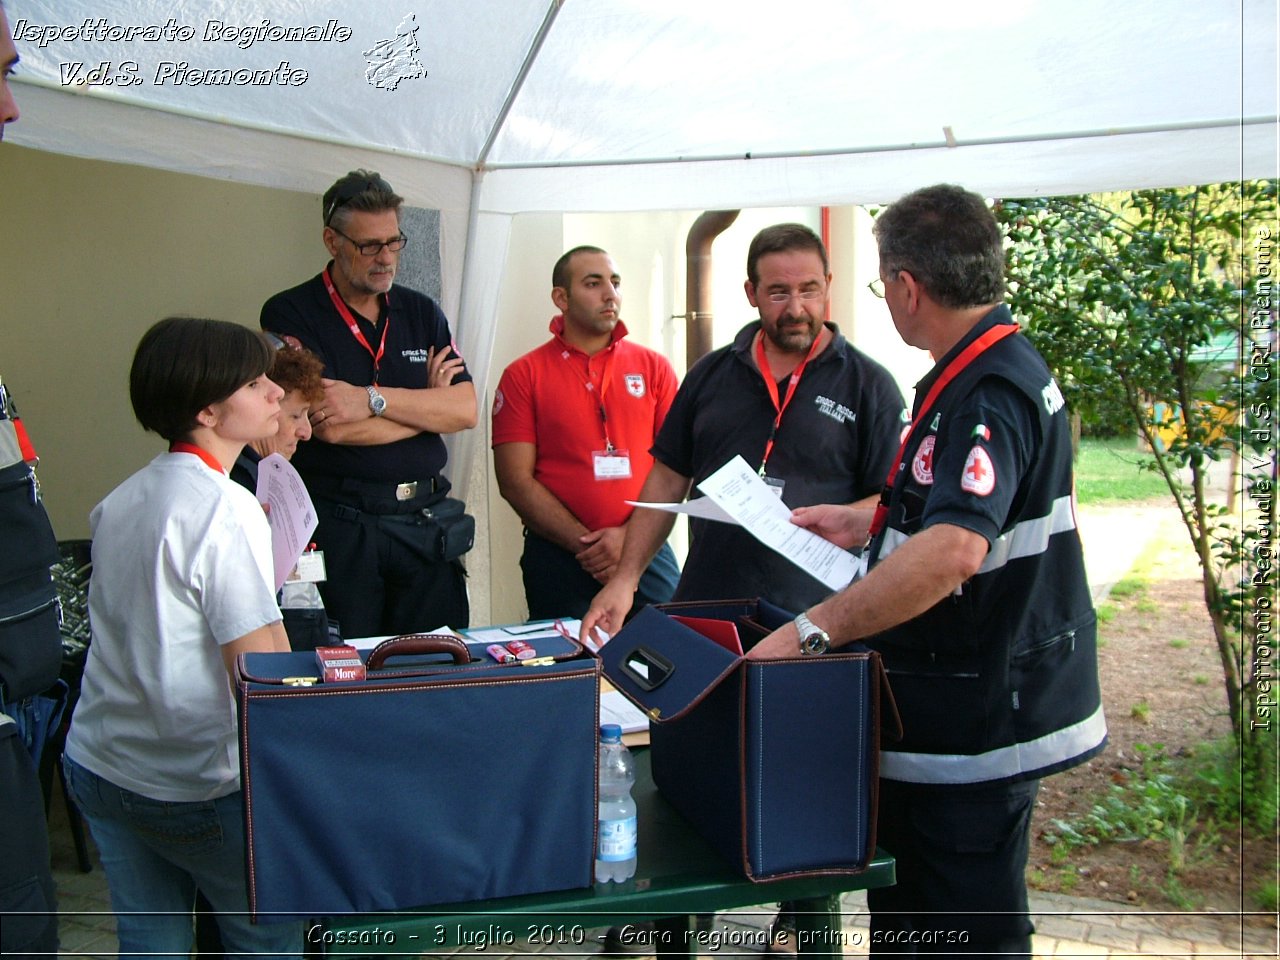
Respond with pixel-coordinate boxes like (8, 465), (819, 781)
(0, 143), (321, 539)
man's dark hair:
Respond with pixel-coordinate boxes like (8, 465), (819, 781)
(322, 169), (403, 228)
(552, 245), (609, 290)
(872, 184), (1005, 309)
(746, 223), (829, 286)
(130, 317), (273, 442)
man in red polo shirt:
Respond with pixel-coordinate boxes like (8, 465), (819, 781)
(492, 246), (680, 620)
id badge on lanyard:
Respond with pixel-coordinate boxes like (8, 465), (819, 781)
(582, 346), (631, 481)
(593, 449), (632, 480)
(755, 330), (821, 499)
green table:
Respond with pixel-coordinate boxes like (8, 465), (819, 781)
(320, 749), (893, 957)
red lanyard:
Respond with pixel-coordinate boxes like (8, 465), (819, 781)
(1, 382), (39, 464)
(323, 265), (389, 382)
(593, 349), (618, 450)
(868, 323), (1020, 538)
(169, 441), (224, 473)
(559, 322), (619, 450)
(754, 329), (823, 475)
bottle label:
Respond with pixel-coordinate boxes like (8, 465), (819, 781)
(597, 815), (637, 861)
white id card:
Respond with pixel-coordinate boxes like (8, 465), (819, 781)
(761, 475), (786, 498)
(290, 550), (327, 583)
(593, 449), (632, 480)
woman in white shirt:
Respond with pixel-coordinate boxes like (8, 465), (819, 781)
(64, 316), (301, 959)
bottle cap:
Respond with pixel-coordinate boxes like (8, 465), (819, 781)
(600, 723), (623, 742)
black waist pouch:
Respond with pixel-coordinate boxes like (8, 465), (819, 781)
(378, 497), (475, 563)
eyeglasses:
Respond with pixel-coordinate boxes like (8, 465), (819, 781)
(331, 227), (409, 256)
(764, 288), (825, 304)
(867, 278), (886, 299)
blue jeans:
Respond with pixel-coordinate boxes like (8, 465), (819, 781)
(63, 756), (301, 960)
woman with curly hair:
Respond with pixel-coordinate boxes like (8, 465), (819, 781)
(230, 335), (333, 650)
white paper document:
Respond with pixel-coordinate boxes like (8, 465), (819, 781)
(464, 619), (577, 645)
(254, 453), (319, 591)
(600, 689), (649, 735)
(695, 455), (860, 592)
(625, 496), (736, 523)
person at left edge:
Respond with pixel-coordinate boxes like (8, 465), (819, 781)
(261, 170), (477, 637)
(0, 6), (61, 954)
(492, 246), (680, 621)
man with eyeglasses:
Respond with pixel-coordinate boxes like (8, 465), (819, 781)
(260, 170), (477, 637)
(585, 223), (905, 625)
(581, 222), (904, 947)
(747, 186), (1105, 958)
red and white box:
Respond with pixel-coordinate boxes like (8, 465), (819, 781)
(314, 645), (366, 683)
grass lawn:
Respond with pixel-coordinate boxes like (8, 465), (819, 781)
(1075, 436), (1171, 505)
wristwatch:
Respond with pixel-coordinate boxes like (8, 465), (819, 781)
(366, 384), (387, 417)
(794, 611), (831, 656)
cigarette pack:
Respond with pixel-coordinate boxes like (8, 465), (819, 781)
(314, 644), (366, 683)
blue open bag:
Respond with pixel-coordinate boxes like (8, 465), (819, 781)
(600, 599), (899, 882)
(235, 632), (598, 920)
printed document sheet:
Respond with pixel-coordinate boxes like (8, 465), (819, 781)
(694, 455), (861, 591)
(627, 456), (859, 591)
(255, 453), (319, 591)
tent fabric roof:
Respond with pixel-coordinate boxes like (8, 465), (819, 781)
(10, 0), (1277, 209)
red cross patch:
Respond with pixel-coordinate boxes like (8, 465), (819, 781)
(911, 435), (936, 485)
(960, 445), (996, 496)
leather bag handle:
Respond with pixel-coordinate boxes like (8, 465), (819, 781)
(366, 633), (472, 670)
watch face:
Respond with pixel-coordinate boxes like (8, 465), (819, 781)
(801, 633), (826, 655)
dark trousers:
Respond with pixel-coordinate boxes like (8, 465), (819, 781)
(311, 492), (470, 639)
(0, 721), (58, 958)
(867, 777), (1040, 959)
(520, 530), (680, 622)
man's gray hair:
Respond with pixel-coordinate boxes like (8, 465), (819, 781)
(873, 184), (1005, 309)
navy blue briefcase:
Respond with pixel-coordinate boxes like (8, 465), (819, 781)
(235, 632), (598, 919)
(600, 599), (897, 882)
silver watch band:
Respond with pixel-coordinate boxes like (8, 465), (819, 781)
(795, 611), (830, 656)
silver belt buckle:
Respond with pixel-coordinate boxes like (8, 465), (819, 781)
(395, 481), (418, 501)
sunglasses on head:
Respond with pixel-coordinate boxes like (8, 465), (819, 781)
(264, 331), (303, 352)
(323, 175), (394, 225)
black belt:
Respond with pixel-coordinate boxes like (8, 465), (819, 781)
(308, 474), (443, 503)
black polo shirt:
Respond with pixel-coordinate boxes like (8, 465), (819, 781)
(260, 269), (471, 483)
(653, 320), (907, 612)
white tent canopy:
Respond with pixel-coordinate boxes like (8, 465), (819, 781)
(9, 0), (1277, 497)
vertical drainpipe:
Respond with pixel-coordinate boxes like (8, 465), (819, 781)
(685, 210), (740, 367)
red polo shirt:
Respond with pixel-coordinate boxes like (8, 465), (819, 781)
(492, 316), (678, 531)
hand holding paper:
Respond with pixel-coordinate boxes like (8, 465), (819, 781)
(694, 456), (862, 591)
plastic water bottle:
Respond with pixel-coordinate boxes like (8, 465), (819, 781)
(595, 723), (637, 882)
